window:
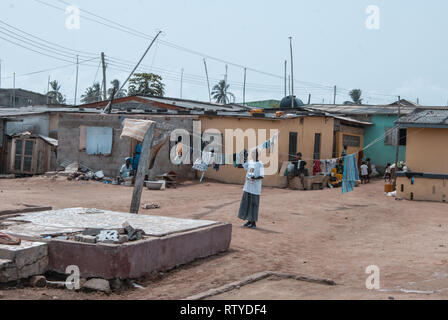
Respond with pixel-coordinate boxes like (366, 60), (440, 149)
(314, 133), (321, 160)
(289, 132), (297, 161)
(384, 127), (406, 146)
(384, 127), (397, 146)
(342, 134), (361, 147)
(85, 127), (113, 155)
(399, 128), (407, 146)
(13, 139), (34, 172)
(14, 139), (23, 170)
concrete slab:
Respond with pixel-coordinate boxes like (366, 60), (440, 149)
(48, 223), (232, 279)
(4, 207), (219, 238)
(0, 241), (48, 282)
(1, 208), (232, 280)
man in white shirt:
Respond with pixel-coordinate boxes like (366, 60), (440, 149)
(238, 149), (264, 229)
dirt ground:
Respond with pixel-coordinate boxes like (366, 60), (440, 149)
(1, 175), (448, 300)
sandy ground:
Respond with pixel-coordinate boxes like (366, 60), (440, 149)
(1, 175), (448, 300)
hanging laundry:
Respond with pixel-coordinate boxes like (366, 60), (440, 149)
(342, 154), (360, 194)
(312, 160), (321, 175)
(269, 133), (278, 153)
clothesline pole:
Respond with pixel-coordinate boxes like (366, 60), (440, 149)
(130, 122), (156, 214)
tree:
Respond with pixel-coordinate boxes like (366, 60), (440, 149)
(108, 79), (127, 99)
(344, 89), (363, 105)
(47, 80), (66, 104)
(128, 73), (165, 96)
(81, 82), (102, 103)
(211, 79), (235, 104)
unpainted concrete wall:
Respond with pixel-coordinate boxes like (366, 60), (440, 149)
(57, 113), (196, 178)
(5, 114), (50, 136)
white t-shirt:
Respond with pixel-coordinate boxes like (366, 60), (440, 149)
(361, 164), (369, 176)
(243, 161), (264, 195)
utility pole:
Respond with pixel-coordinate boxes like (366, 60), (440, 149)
(103, 31), (162, 114)
(180, 68), (184, 99)
(12, 72), (15, 108)
(288, 75), (291, 96)
(101, 52), (107, 101)
(203, 58), (211, 103)
(47, 75), (50, 104)
(74, 55), (79, 106)
(243, 67), (246, 106)
(284, 60), (287, 96)
(393, 96), (401, 190)
(333, 85), (337, 104)
(225, 64), (228, 84)
(130, 121), (156, 214)
(289, 36), (294, 108)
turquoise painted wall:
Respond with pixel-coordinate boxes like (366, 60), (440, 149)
(363, 114), (406, 173)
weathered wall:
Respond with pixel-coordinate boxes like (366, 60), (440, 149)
(334, 124), (364, 160)
(5, 114), (50, 136)
(57, 113), (197, 178)
(397, 177), (448, 203)
(405, 127), (448, 174)
(198, 115), (334, 187)
(363, 115), (406, 172)
(396, 127), (448, 203)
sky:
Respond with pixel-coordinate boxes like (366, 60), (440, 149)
(0, 0), (447, 106)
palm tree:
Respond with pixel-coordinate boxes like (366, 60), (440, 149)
(47, 80), (66, 104)
(108, 79), (127, 99)
(344, 89), (363, 105)
(211, 80), (235, 104)
(81, 82), (102, 103)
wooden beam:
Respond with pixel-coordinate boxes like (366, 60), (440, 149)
(130, 122), (156, 214)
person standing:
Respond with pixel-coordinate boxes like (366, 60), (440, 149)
(360, 161), (369, 184)
(238, 149), (264, 229)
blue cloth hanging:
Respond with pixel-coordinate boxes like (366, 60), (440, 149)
(342, 154), (359, 194)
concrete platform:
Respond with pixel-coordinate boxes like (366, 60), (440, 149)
(1, 208), (232, 280)
(0, 241), (48, 282)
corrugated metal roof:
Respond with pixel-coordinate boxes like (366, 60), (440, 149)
(307, 104), (418, 115)
(138, 96), (250, 112)
(396, 109), (448, 128)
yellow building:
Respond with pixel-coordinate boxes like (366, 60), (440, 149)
(197, 111), (370, 187)
(396, 109), (448, 202)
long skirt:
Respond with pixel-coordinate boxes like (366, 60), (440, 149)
(238, 191), (260, 222)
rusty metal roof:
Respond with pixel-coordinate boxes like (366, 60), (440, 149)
(396, 108), (448, 128)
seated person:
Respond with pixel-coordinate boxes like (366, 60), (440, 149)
(119, 157), (134, 184)
(291, 152), (302, 176)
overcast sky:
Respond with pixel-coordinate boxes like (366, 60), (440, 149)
(0, 0), (447, 106)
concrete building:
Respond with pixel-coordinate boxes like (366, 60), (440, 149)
(396, 109), (448, 203)
(198, 110), (370, 187)
(307, 100), (423, 173)
(0, 88), (48, 108)
(56, 112), (198, 179)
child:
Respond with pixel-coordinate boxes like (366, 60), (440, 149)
(384, 163), (392, 182)
(360, 161), (369, 184)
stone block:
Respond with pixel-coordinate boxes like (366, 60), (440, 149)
(0, 241), (48, 280)
(0, 259), (17, 283)
(74, 235), (97, 244)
